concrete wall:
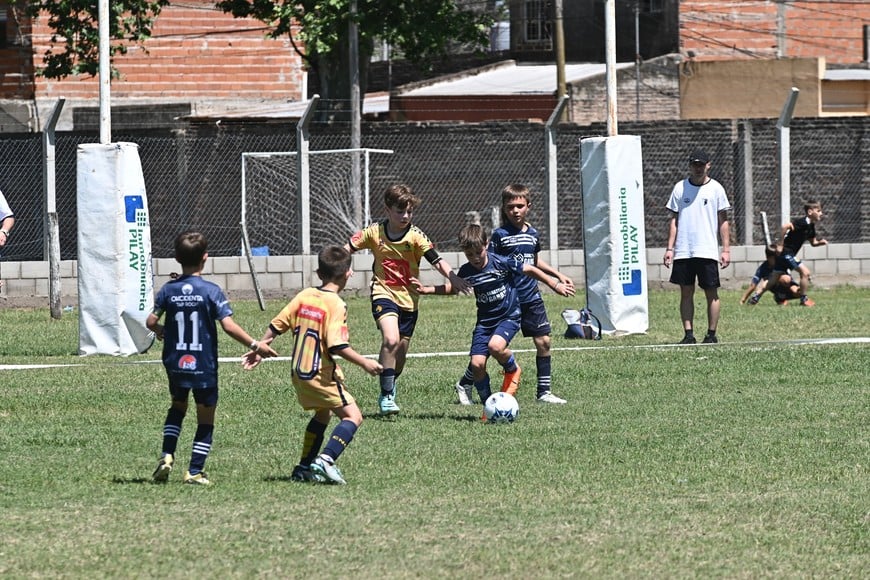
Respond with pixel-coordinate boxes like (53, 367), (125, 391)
(3, 244), (868, 302)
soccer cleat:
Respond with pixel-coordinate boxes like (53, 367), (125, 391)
(536, 391), (567, 404)
(501, 364), (521, 396)
(291, 464), (325, 483)
(702, 335), (719, 344)
(800, 297), (815, 307)
(455, 381), (474, 406)
(679, 336), (697, 345)
(183, 471), (213, 486)
(378, 393), (400, 416)
(310, 457), (346, 485)
(152, 453), (174, 483)
(748, 294), (760, 305)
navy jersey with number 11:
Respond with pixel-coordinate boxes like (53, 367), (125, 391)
(153, 274), (233, 388)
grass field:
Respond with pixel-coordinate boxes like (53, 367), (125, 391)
(0, 287), (868, 578)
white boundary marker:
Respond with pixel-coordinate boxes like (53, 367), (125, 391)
(1, 337), (866, 370)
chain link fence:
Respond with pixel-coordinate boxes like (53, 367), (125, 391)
(0, 114), (867, 262)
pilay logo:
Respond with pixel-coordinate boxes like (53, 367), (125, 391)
(617, 186), (643, 296)
(125, 195), (151, 311)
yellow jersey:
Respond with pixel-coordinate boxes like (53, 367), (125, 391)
(349, 220), (439, 311)
(270, 287), (352, 407)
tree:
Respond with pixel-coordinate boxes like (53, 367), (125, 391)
(28, 0), (170, 78)
(215, 0), (493, 120)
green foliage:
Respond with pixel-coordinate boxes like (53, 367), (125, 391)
(28, 0), (169, 78)
(0, 287), (867, 576)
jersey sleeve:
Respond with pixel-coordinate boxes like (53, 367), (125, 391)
(349, 223), (376, 251)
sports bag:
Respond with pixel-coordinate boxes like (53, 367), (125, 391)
(562, 308), (602, 340)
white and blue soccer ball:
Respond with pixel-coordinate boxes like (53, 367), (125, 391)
(484, 392), (519, 424)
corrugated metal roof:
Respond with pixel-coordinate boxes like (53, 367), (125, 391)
(400, 62), (634, 96)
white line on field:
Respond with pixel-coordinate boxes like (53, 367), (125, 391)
(1, 337), (866, 370)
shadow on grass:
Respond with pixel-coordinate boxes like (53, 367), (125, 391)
(111, 477), (152, 484)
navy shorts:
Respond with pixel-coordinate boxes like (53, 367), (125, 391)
(520, 298), (552, 338)
(670, 258), (720, 289)
(780, 252), (802, 270)
(469, 319), (521, 356)
(372, 298), (419, 339)
(169, 383), (219, 406)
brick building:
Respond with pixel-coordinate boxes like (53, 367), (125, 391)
(0, 0), (305, 131)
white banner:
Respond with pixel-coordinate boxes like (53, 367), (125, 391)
(77, 142), (155, 355)
(580, 135), (649, 335)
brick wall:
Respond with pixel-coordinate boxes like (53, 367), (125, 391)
(23, 1), (304, 102)
(680, 0), (870, 64)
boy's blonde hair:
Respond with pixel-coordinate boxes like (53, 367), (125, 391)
(458, 224), (488, 253)
(384, 184), (421, 211)
(174, 231), (207, 267)
(317, 245), (352, 282)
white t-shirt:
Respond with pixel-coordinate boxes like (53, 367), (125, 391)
(666, 177), (731, 261)
(0, 190), (12, 221)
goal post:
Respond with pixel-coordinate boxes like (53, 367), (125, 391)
(240, 147), (393, 287)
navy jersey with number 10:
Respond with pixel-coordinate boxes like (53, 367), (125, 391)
(153, 274), (233, 388)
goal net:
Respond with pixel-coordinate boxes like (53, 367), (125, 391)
(241, 148), (393, 255)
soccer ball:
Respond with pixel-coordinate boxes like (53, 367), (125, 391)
(484, 392), (519, 424)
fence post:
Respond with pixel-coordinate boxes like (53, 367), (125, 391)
(545, 95), (570, 261)
(742, 119), (754, 246)
(776, 87), (800, 228)
(43, 97), (65, 319)
(297, 97), (319, 257)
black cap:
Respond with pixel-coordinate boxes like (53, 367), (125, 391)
(689, 149), (710, 163)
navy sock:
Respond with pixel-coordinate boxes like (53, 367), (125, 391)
(321, 419), (358, 463)
(474, 374), (492, 402)
(161, 407), (185, 455)
(501, 355), (517, 373)
(459, 365), (474, 387)
(300, 417), (328, 467)
(536, 355), (552, 397)
(188, 424), (214, 475)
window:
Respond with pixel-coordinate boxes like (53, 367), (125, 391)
(524, 0), (551, 43)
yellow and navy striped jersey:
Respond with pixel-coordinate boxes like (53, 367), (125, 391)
(349, 219), (440, 311)
(269, 287), (349, 391)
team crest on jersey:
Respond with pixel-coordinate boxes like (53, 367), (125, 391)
(178, 354), (198, 370)
(182, 283), (194, 295)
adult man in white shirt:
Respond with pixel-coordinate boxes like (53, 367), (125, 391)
(663, 150), (731, 344)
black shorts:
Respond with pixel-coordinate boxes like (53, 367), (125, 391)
(371, 298), (419, 339)
(169, 383), (219, 406)
(670, 258), (720, 289)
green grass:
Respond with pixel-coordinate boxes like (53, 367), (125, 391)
(0, 287), (868, 577)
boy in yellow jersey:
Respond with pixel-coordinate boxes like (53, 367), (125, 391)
(346, 184), (468, 416)
(243, 246), (382, 484)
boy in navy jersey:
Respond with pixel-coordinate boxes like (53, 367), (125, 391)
(767, 200), (828, 306)
(414, 224), (573, 414)
(147, 231), (277, 485)
(453, 184), (574, 404)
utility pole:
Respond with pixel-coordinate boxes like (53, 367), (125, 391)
(554, 0), (566, 119)
(634, 1), (641, 120)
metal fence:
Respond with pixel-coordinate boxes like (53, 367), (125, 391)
(0, 114), (867, 262)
